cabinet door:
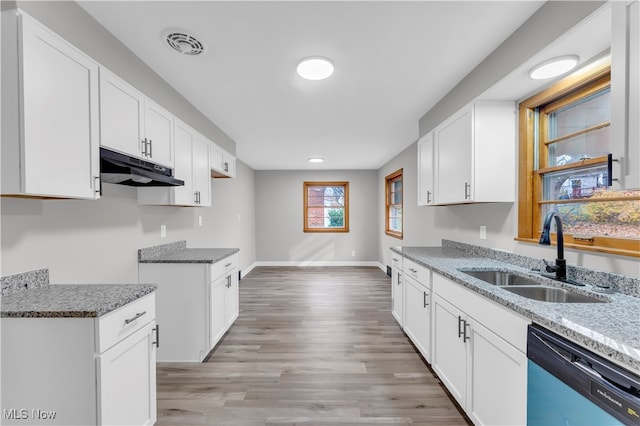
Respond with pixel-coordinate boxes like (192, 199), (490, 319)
(222, 153), (237, 178)
(403, 276), (430, 362)
(434, 107), (473, 204)
(467, 318), (527, 426)
(210, 277), (227, 350)
(19, 13), (100, 199)
(391, 267), (404, 327)
(224, 270), (239, 327)
(211, 143), (235, 178)
(193, 135), (212, 207)
(417, 132), (435, 206)
(172, 121), (195, 206)
(612, 0), (640, 189)
(144, 99), (174, 167)
(99, 68), (144, 159)
(97, 321), (157, 426)
(432, 294), (468, 408)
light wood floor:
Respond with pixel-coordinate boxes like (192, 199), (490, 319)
(156, 266), (470, 425)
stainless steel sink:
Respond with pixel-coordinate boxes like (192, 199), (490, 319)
(503, 286), (607, 303)
(461, 270), (541, 286)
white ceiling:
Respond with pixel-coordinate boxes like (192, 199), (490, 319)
(78, 1), (546, 170)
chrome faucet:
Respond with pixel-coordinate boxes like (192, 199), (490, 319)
(539, 211), (567, 281)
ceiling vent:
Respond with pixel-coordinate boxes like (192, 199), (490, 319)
(164, 31), (205, 56)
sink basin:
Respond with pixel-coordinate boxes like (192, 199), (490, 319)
(503, 286), (607, 303)
(461, 270), (541, 286)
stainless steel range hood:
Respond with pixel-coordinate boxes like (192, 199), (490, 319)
(100, 148), (184, 187)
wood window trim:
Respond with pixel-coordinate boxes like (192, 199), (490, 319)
(385, 168), (403, 239)
(303, 181), (349, 233)
(517, 59), (639, 258)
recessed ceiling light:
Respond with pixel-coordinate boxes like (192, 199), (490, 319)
(297, 57), (334, 80)
(308, 157), (324, 163)
(529, 55), (580, 80)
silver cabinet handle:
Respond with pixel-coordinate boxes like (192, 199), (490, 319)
(458, 316), (464, 339)
(124, 311), (146, 325)
(94, 176), (101, 194)
(426, 190), (431, 204)
(225, 263), (232, 267)
(423, 291), (428, 308)
(223, 161), (229, 172)
(464, 182), (471, 200)
(463, 321), (471, 342)
(148, 139), (153, 158)
(153, 324), (160, 348)
(397, 272), (401, 284)
(409, 268), (417, 273)
(141, 138), (148, 157)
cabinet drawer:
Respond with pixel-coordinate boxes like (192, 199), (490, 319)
(96, 293), (156, 353)
(210, 253), (238, 281)
(404, 258), (430, 285)
(390, 252), (403, 270)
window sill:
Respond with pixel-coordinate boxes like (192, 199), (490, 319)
(385, 231), (403, 240)
(515, 237), (639, 258)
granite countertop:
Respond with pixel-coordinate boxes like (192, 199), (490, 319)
(1, 283), (157, 318)
(391, 243), (640, 374)
(138, 240), (239, 264)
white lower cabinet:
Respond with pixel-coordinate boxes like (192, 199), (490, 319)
(403, 275), (431, 362)
(139, 253), (239, 362)
(1, 293), (157, 426)
(391, 264), (404, 327)
(97, 322), (157, 426)
(431, 273), (529, 426)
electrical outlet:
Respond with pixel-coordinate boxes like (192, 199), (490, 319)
(198, 216), (203, 227)
(160, 225), (166, 238)
(480, 226), (487, 240)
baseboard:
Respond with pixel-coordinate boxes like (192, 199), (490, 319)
(241, 262), (257, 279)
(253, 261), (386, 269)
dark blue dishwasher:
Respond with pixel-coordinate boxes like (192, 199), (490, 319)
(527, 324), (640, 425)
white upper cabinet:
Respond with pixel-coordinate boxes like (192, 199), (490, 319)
(210, 143), (237, 178)
(144, 98), (175, 167)
(1, 10), (100, 199)
(433, 101), (516, 205)
(611, 0), (639, 189)
(138, 119), (211, 207)
(99, 68), (145, 160)
(99, 68), (175, 168)
(192, 134), (212, 206)
(417, 132), (435, 206)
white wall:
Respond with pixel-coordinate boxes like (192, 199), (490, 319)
(1, 160), (256, 283)
(255, 170), (379, 264)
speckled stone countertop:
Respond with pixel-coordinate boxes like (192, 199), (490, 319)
(138, 240), (239, 264)
(1, 270), (157, 318)
(391, 241), (640, 374)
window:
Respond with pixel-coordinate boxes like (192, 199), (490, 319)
(303, 181), (349, 232)
(385, 169), (403, 239)
(517, 61), (640, 256)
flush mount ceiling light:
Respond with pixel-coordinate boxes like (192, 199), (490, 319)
(308, 157), (324, 163)
(529, 55), (580, 80)
(164, 30), (205, 55)
(297, 57), (334, 80)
